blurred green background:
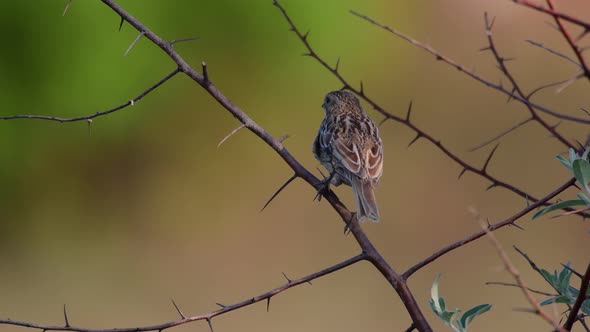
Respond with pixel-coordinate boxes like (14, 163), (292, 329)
(0, 1), (589, 331)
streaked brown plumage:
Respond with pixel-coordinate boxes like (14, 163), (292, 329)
(312, 90), (383, 222)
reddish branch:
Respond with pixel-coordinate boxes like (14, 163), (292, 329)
(544, 0), (590, 82)
(0, 254), (366, 332)
(563, 262), (590, 331)
(514, 0), (590, 33)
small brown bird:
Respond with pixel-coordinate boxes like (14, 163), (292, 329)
(313, 90), (384, 222)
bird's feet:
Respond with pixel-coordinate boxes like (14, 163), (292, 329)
(314, 170), (335, 202)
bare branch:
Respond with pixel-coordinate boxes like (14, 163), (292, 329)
(403, 177), (576, 278)
(545, 0), (590, 82)
(482, 221), (565, 331)
(0, 254), (366, 332)
(563, 263), (590, 330)
(469, 117), (533, 152)
(485, 281), (557, 297)
(0, 69), (180, 123)
(514, 0), (590, 40)
(274, 2), (587, 219)
(349, 10), (590, 126)
(525, 39), (581, 67)
(170, 36), (199, 46)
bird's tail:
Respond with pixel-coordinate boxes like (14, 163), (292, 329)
(351, 177), (379, 222)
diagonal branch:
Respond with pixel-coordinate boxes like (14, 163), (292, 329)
(514, 1), (590, 34)
(402, 177), (576, 279)
(0, 69), (180, 123)
(544, 0), (590, 82)
(275, 1), (588, 218)
(349, 10), (590, 126)
(482, 12), (574, 149)
(482, 221), (566, 332)
(563, 262), (590, 331)
(0, 254), (366, 332)
(97, 1), (433, 331)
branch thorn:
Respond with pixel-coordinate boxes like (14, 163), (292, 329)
(118, 15), (125, 31)
(217, 123), (246, 148)
(405, 100), (413, 122)
(63, 304), (70, 327)
(62, 0), (72, 16)
(266, 297), (271, 312)
(408, 133), (421, 147)
(458, 168), (468, 180)
(202, 61), (209, 82)
(261, 173), (298, 212)
(124, 31), (145, 57)
(335, 56), (341, 72)
(206, 318), (214, 332)
(482, 143), (500, 174)
(281, 272), (292, 283)
(170, 299), (186, 319)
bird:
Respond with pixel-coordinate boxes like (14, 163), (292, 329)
(312, 90), (384, 222)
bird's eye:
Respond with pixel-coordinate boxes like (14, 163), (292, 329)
(325, 96), (332, 105)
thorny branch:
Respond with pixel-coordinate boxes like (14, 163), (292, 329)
(482, 222), (566, 332)
(0, 1), (588, 332)
(349, 10), (590, 126)
(0, 69), (180, 123)
(0, 254), (366, 332)
(545, 0), (590, 82)
(481, 12), (573, 149)
(563, 262), (590, 331)
(0, 1), (439, 331)
(275, 1), (588, 218)
(402, 177), (576, 278)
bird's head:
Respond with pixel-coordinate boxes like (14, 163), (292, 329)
(322, 90), (363, 117)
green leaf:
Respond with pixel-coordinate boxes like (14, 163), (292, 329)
(431, 273), (442, 312)
(532, 199), (586, 219)
(458, 304), (492, 330)
(583, 147), (590, 161)
(578, 192), (590, 205)
(573, 159), (590, 193)
(540, 295), (571, 306)
(569, 148), (578, 163)
(556, 155), (572, 171)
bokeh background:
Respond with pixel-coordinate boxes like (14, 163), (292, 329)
(0, 0), (589, 331)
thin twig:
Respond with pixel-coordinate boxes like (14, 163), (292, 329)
(485, 281), (557, 297)
(526, 39), (581, 67)
(0, 69), (180, 123)
(468, 117), (533, 152)
(482, 220), (565, 331)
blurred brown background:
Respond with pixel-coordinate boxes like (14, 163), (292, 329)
(0, 0), (589, 331)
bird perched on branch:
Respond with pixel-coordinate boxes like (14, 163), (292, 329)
(313, 90), (384, 222)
